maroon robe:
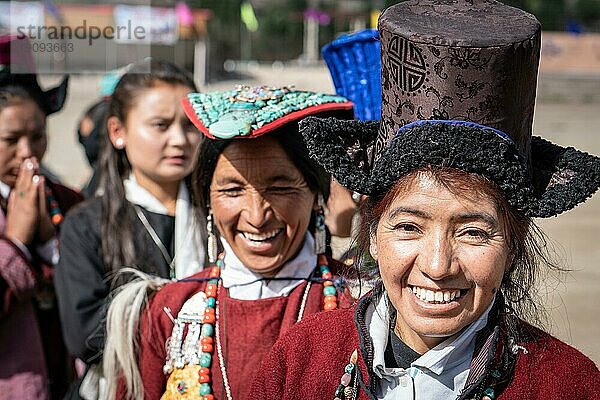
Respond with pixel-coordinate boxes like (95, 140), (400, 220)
(0, 181), (83, 400)
(250, 291), (600, 399)
(132, 256), (353, 400)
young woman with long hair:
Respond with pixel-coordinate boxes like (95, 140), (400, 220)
(55, 60), (206, 398)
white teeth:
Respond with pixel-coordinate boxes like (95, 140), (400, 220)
(242, 229), (281, 241)
(426, 290), (434, 302)
(410, 286), (464, 304)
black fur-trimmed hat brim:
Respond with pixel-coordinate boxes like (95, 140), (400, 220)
(299, 117), (600, 218)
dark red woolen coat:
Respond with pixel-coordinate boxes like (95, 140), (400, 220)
(0, 181), (83, 400)
(250, 301), (600, 399)
(123, 256), (353, 400)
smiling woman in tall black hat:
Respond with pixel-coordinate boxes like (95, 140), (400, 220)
(251, 1), (600, 399)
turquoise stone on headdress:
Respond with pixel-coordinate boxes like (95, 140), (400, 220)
(182, 85), (353, 140)
(208, 111), (254, 139)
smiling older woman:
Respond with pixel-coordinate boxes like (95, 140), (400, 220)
(370, 168), (512, 355)
(102, 85), (355, 400)
(250, 2), (600, 399)
(208, 136), (320, 277)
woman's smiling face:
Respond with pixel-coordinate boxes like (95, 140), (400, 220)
(371, 172), (511, 352)
(209, 136), (316, 276)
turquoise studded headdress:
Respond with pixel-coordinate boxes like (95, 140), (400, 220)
(181, 85), (353, 140)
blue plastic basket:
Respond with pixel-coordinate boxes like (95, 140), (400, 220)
(322, 29), (381, 121)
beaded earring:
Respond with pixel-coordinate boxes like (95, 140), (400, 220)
(206, 208), (218, 264)
(314, 193), (327, 255)
(196, 207), (223, 398)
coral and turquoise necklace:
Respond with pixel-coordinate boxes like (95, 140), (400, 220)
(193, 253), (337, 400)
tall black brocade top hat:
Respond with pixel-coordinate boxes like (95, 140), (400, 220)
(299, 0), (600, 218)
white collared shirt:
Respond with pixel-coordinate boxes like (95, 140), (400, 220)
(369, 292), (494, 399)
(220, 233), (317, 300)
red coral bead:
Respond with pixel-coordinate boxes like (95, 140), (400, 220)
(201, 343), (213, 353)
(203, 312), (216, 324)
(206, 284), (217, 293)
(202, 395), (214, 400)
(209, 267), (220, 278)
(324, 295), (337, 303)
(198, 374), (211, 384)
(198, 367), (210, 376)
(322, 272), (333, 280)
(205, 284), (218, 297)
(200, 337), (213, 346)
(324, 280), (334, 287)
(324, 301), (337, 311)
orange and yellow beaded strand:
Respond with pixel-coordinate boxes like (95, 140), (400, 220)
(319, 254), (338, 310)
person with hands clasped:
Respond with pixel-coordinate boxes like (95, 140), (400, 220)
(0, 34), (83, 400)
(5, 158), (52, 252)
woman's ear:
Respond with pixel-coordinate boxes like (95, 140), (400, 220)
(369, 227), (378, 261)
(107, 116), (126, 149)
(313, 192), (325, 211)
(505, 249), (516, 274)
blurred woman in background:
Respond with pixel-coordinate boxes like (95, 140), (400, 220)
(0, 35), (82, 399)
(55, 59), (205, 399)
